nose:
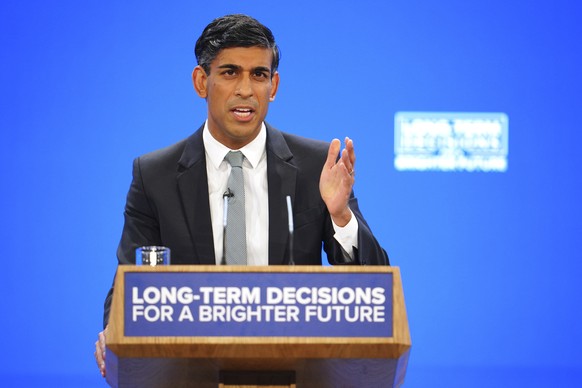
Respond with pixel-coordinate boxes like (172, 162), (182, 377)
(235, 75), (253, 98)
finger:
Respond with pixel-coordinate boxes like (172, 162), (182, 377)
(95, 341), (106, 377)
(95, 341), (102, 363)
(325, 139), (341, 168)
(340, 149), (351, 174)
(344, 137), (356, 168)
(344, 136), (352, 150)
(95, 340), (104, 363)
(98, 332), (106, 357)
(97, 330), (108, 377)
(340, 149), (356, 180)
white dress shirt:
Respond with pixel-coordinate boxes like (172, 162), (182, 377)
(203, 121), (358, 265)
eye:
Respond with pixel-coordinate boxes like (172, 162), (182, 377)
(253, 71), (269, 80)
(221, 69), (237, 77)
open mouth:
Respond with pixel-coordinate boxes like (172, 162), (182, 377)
(231, 107), (255, 120)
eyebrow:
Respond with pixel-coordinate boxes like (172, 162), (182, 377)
(217, 64), (272, 75)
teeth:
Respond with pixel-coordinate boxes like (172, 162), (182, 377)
(233, 108), (252, 118)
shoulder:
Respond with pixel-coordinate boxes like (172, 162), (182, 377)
(283, 132), (329, 153)
(137, 126), (204, 172)
(139, 138), (187, 164)
(266, 123), (330, 163)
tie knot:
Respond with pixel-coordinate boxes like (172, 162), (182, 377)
(225, 151), (244, 168)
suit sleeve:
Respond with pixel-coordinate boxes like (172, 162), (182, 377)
(103, 157), (162, 328)
(324, 195), (389, 266)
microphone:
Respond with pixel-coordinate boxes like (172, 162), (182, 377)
(286, 195), (295, 265)
(221, 189), (234, 265)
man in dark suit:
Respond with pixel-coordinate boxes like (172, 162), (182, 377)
(95, 14), (388, 377)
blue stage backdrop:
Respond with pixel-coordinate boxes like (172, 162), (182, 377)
(1, 1), (581, 386)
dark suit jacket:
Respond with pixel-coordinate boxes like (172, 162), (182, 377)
(103, 123), (388, 326)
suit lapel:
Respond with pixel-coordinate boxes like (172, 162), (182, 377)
(266, 124), (297, 265)
(176, 127), (215, 264)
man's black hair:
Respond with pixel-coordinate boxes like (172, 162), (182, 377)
(195, 14), (280, 75)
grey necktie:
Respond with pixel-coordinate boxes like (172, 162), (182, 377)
(224, 151), (247, 265)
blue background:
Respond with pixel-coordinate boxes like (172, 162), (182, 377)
(1, 1), (581, 386)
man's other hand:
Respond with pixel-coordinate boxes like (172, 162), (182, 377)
(94, 325), (108, 377)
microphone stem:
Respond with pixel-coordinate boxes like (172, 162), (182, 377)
(286, 195), (295, 265)
(221, 193), (228, 265)
(289, 230), (295, 265)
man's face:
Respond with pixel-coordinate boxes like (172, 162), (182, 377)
(193, 46), (279, 149)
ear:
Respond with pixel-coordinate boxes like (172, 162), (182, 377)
(192, 66), (208, 98)
(269, 71), (280, 102)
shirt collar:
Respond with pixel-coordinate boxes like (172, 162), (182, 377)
(202, 121), (267, 169)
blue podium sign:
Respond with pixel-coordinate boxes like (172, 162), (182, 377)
(124, 271), (393, 338)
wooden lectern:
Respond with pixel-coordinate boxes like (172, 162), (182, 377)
(106, 265), (410, 387)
